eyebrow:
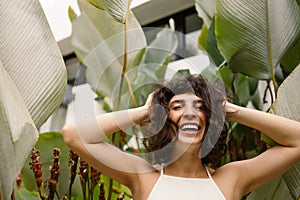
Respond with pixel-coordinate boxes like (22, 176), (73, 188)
(169, 99), (203, 106)
(170, 100), (184, 105)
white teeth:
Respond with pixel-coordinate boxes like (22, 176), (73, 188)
(181, 124), (199, 131)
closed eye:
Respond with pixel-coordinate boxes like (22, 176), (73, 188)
(172, 105), (182, 110)
(194, 101), (203, 110)
(195, 105), (203, 110)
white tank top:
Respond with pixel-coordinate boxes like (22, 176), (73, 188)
(147, 165), (226, 200)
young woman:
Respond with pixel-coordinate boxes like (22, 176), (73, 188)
(62, 74), (300, 200)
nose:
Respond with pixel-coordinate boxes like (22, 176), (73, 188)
(182, 105), (197, 119)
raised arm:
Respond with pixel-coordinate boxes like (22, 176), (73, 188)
(226, 102), (300, 148)
(223, 102), (300, 197)
(62, 93), (155, 188)
(63, 105), (149, 144)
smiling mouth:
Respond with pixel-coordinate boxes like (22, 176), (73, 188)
(179, 124), (200, 132)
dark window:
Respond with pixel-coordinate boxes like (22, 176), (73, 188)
(143, 7), (203, 61)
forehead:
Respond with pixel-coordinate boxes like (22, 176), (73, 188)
(169, 93), (203, 104)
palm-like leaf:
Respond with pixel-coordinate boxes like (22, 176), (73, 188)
(215, 0), (300, 80)
(270, 64), (300, 198)
(0, 61), (39, 199)
(87, 0), (129, 23)
(71, 0), (179, 111)
(195, 0), (217, 53)
(195, 0), (216, 27)
(246, 176), (293, 200)
(117, 27), (178, 110)
(71, 0), (146, 100)
(281, 38), (300, 74)
(256, 64), (300, 198)
(0, 0), (67, 198)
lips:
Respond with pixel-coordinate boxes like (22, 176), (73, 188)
(179, 124), (200, 131)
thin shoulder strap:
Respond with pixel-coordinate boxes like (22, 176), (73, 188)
(204, 166), (227, 199)
(205, 165), (212, 179)
(160, 163), (164, 175)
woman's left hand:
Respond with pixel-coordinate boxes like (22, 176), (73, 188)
(223, 101), (240, 121)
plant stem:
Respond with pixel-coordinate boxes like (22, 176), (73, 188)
(116, 0), (131, 110)
(108, 179), (113, 200)
(265, 1), (278, 97)
(69, 150), (79, 198)
(16, 171), (22, 200)
(29, 148), (45, 200)
(47, 148), (61, 200)
(79, 159), (89, 200)
(99, 181), (105, 200)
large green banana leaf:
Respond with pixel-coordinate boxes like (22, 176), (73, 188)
(248, 64), (300, 199)
(215, 0), (300, 80)
(194, 1), (225, 67)
(71, 0), (178, 112)
(0, 61), (39, 199)
(195, 0), (216, 27)
(206, 20), (225, 67)
(246, 175), (293, 200)
(71, 0), (146, 100)
(87, 0), (128, 23)
(281, 38), (300, 74)
(270, 64), (300, 199)
(0, 0), (67, 198)
(116, 27), (178, 110)
(196, 0), (216, 52)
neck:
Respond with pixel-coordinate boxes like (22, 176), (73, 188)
(164, 142), (207, 178)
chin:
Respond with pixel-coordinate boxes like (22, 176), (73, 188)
(177, 134), (203, 145)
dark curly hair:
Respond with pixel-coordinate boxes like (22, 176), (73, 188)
(142, 74), (228, 167)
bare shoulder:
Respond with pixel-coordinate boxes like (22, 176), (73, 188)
(133, 170), (160, 200)
(210, 163), (243, 200)
(211, 162), (239, 180)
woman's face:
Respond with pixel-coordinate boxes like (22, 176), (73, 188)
(168, 93), (207, 145)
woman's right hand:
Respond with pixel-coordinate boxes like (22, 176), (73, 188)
(144, 91), (155, 111)
(138, 91), (155, 126)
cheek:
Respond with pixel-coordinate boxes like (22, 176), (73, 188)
(168, 111), (182, 122)
(199, 111), (207, 121)
(201, 116), (206, 123)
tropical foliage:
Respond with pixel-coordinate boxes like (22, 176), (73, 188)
(0, 0), (67, 199)
(3, 0), (300, 199)
(196, 0), (300, 199)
